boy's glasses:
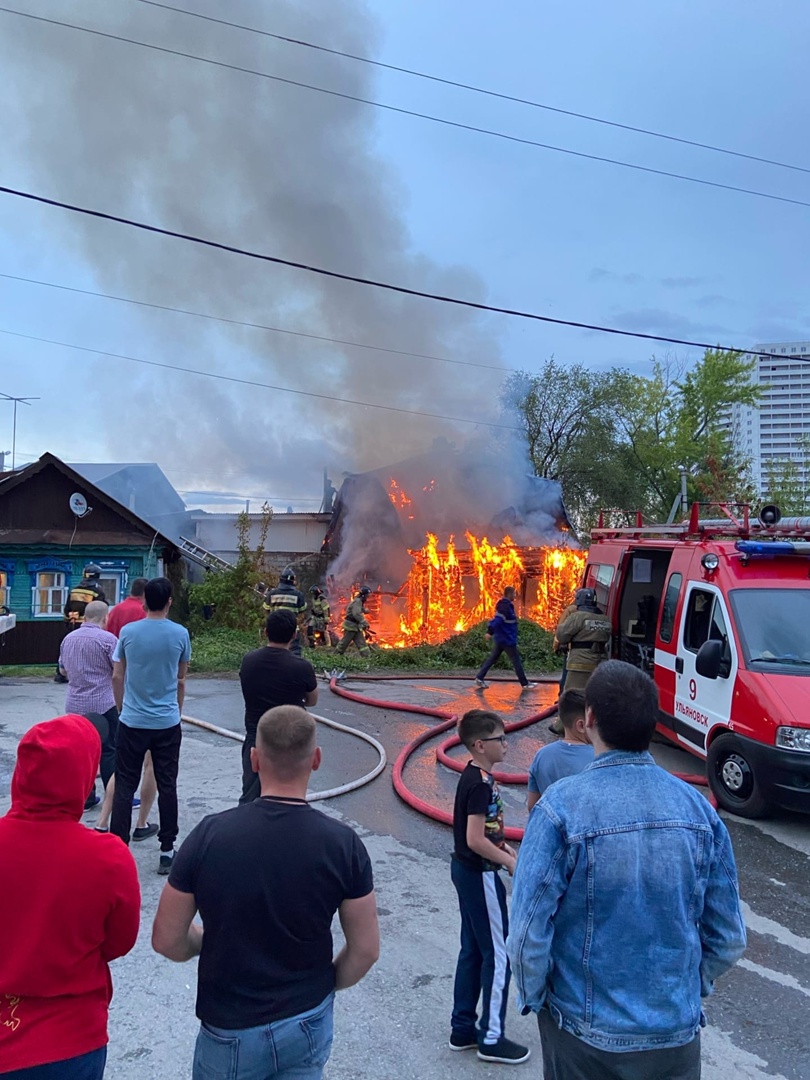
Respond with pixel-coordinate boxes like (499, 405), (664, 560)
(480, 735), (508, 745)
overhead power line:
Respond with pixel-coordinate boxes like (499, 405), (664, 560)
(0, 327), (519, 431)
(134, 0), (810, 178)
(0, 184), (768, 356)
(1, 7), (808, 211)
(0, 271), (504, 374)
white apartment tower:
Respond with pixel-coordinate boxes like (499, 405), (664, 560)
(724, 341), (810, 497)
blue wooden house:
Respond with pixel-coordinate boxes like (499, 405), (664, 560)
(0, 452), (181, 665)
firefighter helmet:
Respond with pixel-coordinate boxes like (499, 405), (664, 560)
(279, 567), (296, 585)
(310, 585), (323, 597)
(575, 587), (597, 609)
(358, 586), (371, 598)
(83, 563), (102, 579)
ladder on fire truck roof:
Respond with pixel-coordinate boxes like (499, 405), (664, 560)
(178, 536), (236, 574)
(591, 502), (810, 542)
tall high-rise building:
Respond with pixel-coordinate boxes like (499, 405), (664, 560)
(722, 341), (810, 497)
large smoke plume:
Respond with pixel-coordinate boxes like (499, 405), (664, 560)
(1, 0), (508, 499)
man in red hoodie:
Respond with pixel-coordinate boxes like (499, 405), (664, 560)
(0, 715), (140, 1078)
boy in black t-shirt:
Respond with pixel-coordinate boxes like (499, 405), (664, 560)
(450, 709), (530, 1066)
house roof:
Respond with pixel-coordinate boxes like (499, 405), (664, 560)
(0, 453), (178, 549)
(69, 461), (191, 544)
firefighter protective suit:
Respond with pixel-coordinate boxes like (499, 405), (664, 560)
(263, 581), (307, 655)
(308, 596), (332, 648)
(555, 591), (612, 691)
(336, 595), (370, 656)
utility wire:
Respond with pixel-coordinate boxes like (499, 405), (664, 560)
(0, 326), (520, 431)
(134, 0), (810, 179)
(1, 7), (808, 211)
(0, 271), (504, 373)
(0, 184), (770, 356)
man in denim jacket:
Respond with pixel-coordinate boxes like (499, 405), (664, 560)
(508, 661), (746, 1080)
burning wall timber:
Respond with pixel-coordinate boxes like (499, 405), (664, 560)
(322, 444), (583, 648)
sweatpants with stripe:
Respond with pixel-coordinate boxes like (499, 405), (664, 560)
(451, 857), (511, 1045)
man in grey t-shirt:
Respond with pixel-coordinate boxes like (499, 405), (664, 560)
(528, 689), (593, 810)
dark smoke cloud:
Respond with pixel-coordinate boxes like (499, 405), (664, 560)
(1, 0), (505, 499)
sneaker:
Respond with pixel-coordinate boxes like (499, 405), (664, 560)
(93, 826), (109, 833)
(520, 682), (540, 691)
(133, 822), (159, 842)
(477, 1037), (531, 1064)
(158, 850), (175, 876)
(132, 796), (141, 809)
(474, 678), (489, 689)
(53, 672), (68, 684)
(83, 792), (101, 812)
(448, 1031), (478, 1052)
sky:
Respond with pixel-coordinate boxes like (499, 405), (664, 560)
(1, 0), (809, 511)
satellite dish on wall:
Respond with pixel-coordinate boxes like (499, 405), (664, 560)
(69, 492), (90, 517)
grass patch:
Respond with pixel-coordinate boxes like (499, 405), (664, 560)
(189, 627), (259, 674)
(191, 620), (558, 675)
(0, 664), (54, 678)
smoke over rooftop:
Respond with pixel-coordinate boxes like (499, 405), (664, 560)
(1, 0), (506, 499)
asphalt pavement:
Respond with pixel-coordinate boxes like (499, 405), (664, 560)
(1, 672), (808, 1079)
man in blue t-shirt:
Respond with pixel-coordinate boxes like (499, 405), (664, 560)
(111, 577), (191, 874)
(527, 689), (593, 811)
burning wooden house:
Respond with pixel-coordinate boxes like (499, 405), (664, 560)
(322, 443), (584, 647)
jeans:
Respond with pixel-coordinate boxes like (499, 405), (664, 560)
(193, 994), (334, 1080)
(4, 1047), (107, 1079)
(451, 858), (510, 1046)
(539, 1010), (701, 1079)
(111, 721), (181, 850)
(476, 642), (528, 686)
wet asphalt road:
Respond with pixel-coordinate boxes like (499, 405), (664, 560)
(3, 672), (809, 1077)
(182, 674), (810, 1079)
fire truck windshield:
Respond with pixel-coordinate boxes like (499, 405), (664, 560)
(730, 589), (810, 670)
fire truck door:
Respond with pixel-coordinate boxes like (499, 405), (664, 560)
(674, 585), (737, 755)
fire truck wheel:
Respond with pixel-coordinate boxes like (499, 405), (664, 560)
(707, 733), (770, 819)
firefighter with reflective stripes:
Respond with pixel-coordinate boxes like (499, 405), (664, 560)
(55, 563), (107, 683)
(336, 586), (372, 656)
(307, 586), (332, 648)
(263, 568), (307, 655)
(554, 587), (612, 690)
(63, 563), (107, 626)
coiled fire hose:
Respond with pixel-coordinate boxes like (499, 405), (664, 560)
(328, 675), (716, 839)
(181, 712), (386, 802)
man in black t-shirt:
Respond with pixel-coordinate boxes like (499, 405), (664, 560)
(238, 609), (318, 803)
(152, 706), (379, 1080)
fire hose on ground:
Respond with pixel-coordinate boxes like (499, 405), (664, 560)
(181, 712), (387, 802)
(328, 675), (717, 839)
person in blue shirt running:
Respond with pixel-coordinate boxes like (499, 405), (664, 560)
(527, 689), (593, 811)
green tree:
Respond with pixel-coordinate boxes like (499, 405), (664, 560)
(188, 503), (273, 634)
(501, 359), (640, 529)
(505, 349), (760, 528)
(613, 350), (759, 519)
(763, 455), (808, 515)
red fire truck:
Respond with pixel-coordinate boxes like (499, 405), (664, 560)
(585, 503), (810, 818)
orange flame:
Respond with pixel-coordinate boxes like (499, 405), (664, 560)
(376, 533), (586, 647)
(388, 478), (414, 520)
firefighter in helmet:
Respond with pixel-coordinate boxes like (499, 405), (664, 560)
(263, 568), (307, 656)
(63, 563), (107, 626)
(336, 586), (372, 656)
(554, 587), (612, 691)
(55, 563), (107, 683)
(307, 586), (332, 649)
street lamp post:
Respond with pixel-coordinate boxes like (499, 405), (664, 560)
(0, 393), (40, 470)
